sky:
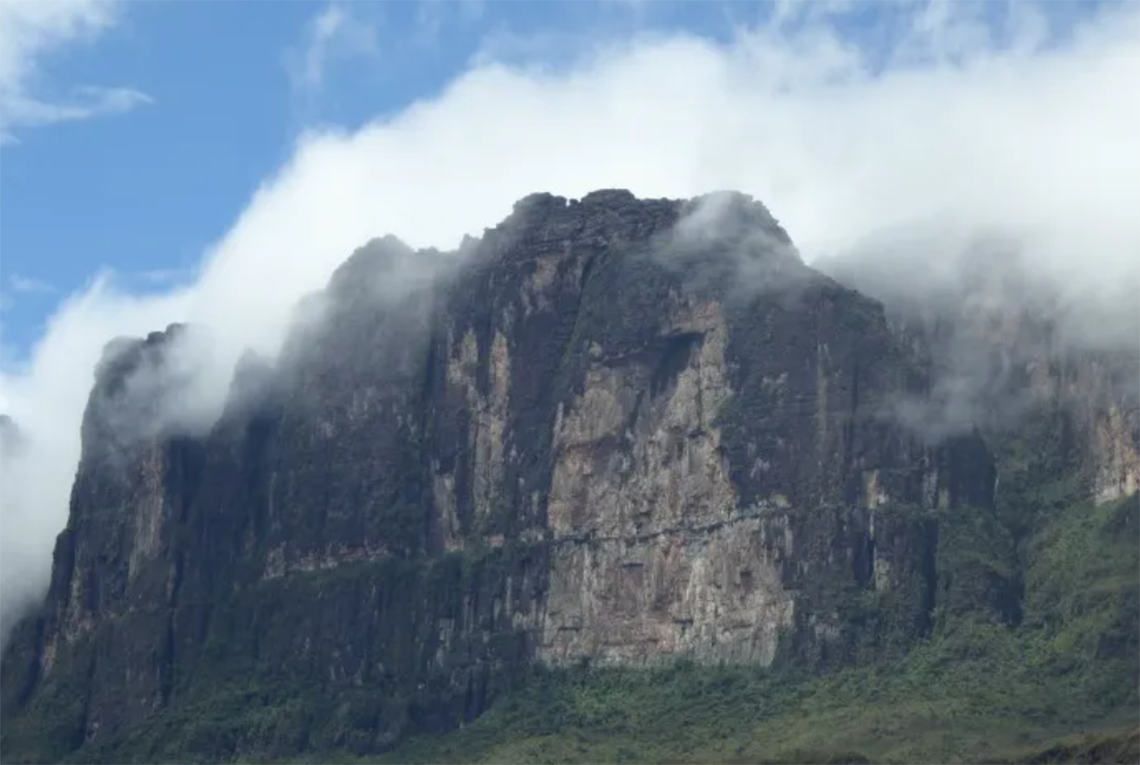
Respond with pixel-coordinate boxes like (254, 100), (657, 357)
(0, 1), (1133, 358)
(0, 0), (806, 359)
(0, 0), (1138, 643)
(0, 0), (1131, 359)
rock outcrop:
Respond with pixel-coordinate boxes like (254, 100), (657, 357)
(821, 242), (1140, 510)
(0, 414), (30, 645)
(1, 190), (1107, 761)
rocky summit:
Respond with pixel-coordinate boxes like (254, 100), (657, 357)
(1, 190), (1137, 764)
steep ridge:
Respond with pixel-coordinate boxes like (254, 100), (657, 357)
(0, 190), (1133, 763)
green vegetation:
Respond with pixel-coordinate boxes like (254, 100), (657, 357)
(6, 410), (1140, 761)
(375, 494), (1139, 764)
(33, 491), (1126, 765)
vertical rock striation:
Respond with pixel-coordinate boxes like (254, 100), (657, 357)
(3, 190), (1011, 760)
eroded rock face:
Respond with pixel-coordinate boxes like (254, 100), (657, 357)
(2, 190), (998, 759)
(541, 292), (782, 666)
(820, 241), (1140, 508)
(1093, 404), (1140, 503)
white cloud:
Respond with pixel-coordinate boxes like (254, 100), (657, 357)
(286, 3), (380, 94)
(0, 0), (151, 142)
(7, 275), (55, 295)
(2, 2), (1139, 643)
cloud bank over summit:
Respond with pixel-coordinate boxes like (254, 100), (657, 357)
(1, 1), (1139, 644)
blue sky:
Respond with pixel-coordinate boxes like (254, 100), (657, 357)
(0, 0), (1126, 364)
(0, 0), (1137, 646)
(0, 1), (751, 358)
(1, 0), (1118, 362)
(1, 1), (425, 356)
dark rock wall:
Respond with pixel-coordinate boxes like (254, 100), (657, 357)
(1, 191), (1001, 760)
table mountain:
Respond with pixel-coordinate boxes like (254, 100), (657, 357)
(1, 190), (1135, 763)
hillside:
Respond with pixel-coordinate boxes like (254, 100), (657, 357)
(1, 190), (1137, 763)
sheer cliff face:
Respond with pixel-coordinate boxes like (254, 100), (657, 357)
(3, 191), (998, 756)
(0, 416), (29, 645)
(822, 247), (1140, 508)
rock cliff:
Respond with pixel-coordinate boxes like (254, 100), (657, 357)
(0, 190), (1132, 762)
(0, 415), (29, 644)
(822, 239), (1140, 511)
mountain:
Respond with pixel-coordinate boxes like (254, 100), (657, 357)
(0, 414), (30, 644)
(1, 190), (1137, 763)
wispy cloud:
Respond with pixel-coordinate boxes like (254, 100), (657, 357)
(286, 3), (380, 95)
(7, 275), (56, 295)
(0, 275), (57, 314)
(415, 0), (486, 46)
(0, 0), (151, 143)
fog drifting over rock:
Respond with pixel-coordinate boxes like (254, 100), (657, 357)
(1, 2), (1138, 646)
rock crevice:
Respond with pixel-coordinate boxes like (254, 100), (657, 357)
(7, 189), (1119, 761)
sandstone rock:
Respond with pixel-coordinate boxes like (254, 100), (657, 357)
(4, 190), (1110, 761)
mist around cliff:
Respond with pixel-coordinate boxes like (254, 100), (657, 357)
(2, 2), (1139, 648)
